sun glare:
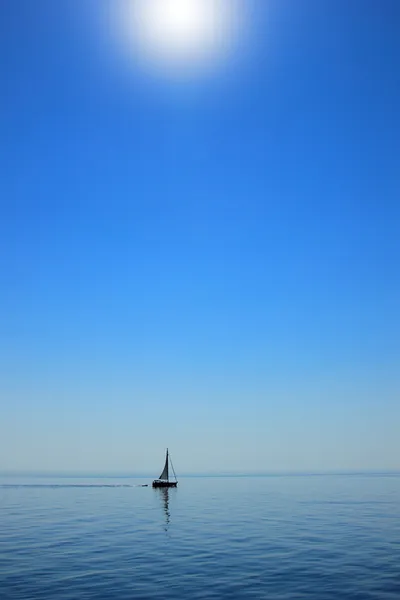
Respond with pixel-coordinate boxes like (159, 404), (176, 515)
(120, 0), (240, 75)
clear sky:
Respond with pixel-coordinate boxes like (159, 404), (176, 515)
(1, 0), (399, 474)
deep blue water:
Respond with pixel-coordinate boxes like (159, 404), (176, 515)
(1, 474), (400, 599)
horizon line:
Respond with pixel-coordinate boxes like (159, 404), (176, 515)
(1, 469), (400, 478)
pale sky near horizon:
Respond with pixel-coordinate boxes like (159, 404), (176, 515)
(1, 0), (399, 474)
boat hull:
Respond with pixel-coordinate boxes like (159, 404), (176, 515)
(152, 480), (178, 488)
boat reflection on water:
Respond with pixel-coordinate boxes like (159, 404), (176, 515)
(152, 449), (178, 532)
(154, 486), (176, 532)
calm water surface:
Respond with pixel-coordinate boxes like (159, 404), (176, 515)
(1, 475), (400, 599)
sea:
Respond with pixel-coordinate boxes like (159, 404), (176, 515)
(1, 474), (400, 599)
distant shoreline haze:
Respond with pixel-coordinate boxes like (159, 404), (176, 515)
(1, 471), (400, 479)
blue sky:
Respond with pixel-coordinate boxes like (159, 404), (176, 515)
(1, 0), (399, 474)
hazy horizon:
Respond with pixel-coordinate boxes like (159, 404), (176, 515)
(2, 469), (400, 478)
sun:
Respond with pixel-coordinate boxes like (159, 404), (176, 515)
(122, 0), (239, 73)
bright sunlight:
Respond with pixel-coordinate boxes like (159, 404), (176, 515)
(121, 0), (241, 74)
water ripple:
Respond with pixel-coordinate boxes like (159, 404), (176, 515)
(1, 475), (400, 599)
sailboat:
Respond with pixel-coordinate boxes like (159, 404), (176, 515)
(152, 448), (178, 488)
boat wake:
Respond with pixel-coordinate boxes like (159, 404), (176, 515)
(0, 484), (134, 489)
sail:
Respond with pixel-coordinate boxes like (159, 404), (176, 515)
(158, 451), (169, 481)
